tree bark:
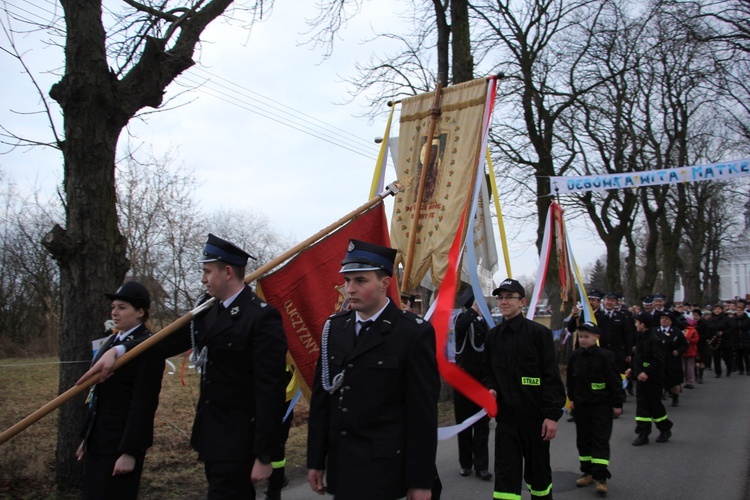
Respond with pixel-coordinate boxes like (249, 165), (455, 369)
(450, 0), (473, 84)
(44, 0), (237, 490)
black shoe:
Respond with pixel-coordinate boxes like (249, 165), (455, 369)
(656, 430), (672, 443)
(684, 384), (694, 389)
(632, 434), (649, 446)
(671, 396), (679, 407)
(715, 373), (722, 378)
(459, 468), (472, 477)
(476, 470), (493, 481)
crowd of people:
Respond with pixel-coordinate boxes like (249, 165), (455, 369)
(77, 232), (749, 499)
(450, 286), (750, 498)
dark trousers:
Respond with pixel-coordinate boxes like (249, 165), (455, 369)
(635, 380), (673, 436)
(453, 391), (490, 471)
(493, 415), (552, 499)
(574, 403), (613, 480)
(266, 409), (294, 499)
(736, 348), (750, 373)
(204, 459), (255, 500)
(712, 348), (734, 375)
(83, 450), (145, 500)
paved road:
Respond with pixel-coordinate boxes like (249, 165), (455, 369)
(281, 370), (750, 499)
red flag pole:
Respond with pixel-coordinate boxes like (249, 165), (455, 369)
(0, 183), (401, 446)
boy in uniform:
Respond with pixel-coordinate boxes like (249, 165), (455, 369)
(566, 322), (624, 495)
(628, 312), (674, 446)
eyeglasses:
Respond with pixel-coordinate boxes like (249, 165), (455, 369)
(496, 295), (522, 301)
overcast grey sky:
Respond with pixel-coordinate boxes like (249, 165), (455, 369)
(0, 0), (607, 282)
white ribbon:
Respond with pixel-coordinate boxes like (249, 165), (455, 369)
(437, 409), (488, 440)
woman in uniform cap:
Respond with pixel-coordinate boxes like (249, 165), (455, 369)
(76, 281), (165, 500)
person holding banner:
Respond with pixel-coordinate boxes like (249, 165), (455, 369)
(80, 234), (289, 499)
(482, 278), (566, 500)
(566, 289), (604, 345)
(76, 281), (164, 500)
(452, 289), (492, 481)
(306, 239), (440, 500)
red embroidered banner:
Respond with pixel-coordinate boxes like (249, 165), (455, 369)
(258, 203), (399, 398)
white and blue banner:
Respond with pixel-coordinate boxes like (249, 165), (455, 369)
(550, 158), (750, 195)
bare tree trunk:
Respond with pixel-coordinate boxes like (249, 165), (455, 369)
(42, 2), (128, 489)
(431, 0), (450, 86)
(450, 0), (473, 84)
(40, 0), (236, 490)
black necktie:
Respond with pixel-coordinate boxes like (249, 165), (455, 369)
(355, 320), (373, 346)
(218, 302), (226, 313)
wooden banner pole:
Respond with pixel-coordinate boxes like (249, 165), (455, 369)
(0, 183), (400, 446)
(400, 83), (443, 295)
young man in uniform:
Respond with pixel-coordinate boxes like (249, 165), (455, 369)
(567, 322), (624, 495)
(483, 278), (566, 500)
(306, 240), (440, 500)
(80, 234), (289, 499)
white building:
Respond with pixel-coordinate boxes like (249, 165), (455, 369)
(719, 195), (750, 300)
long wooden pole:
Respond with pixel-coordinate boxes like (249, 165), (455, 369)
(0, 301), (211, 446)
(0, 183), (400, 446)
(400, 83), (443, 295)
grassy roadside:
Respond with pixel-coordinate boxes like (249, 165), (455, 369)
(1, 356), (457, 499)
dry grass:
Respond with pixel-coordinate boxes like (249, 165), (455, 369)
(0, 356), (461, 498)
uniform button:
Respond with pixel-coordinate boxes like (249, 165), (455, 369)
(347, 363), (354, 368)
(227, 342), (233, 347)
(344, 386), (351, 390)
(205, 380), (211, 385)
(378, 360), (383, 365)
(340, 431), (347, 436)
(341, 408), (348, 413)
(205, 400), (210, 405)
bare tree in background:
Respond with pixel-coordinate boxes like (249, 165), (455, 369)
(471, 0), (619, 320)
(561, 1), (650, 298)
(0, 177), (61, 355)
(205, 208), (293, 273)
(0, 0), (272, 490)
(306, 0), (476, 115)
(115, 147), (207, 318)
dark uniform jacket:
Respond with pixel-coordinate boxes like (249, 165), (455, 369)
(633, 328), (665, 383)
(482, 314), (566, 422)
(597, 309), (635, 362)
(454, 307), (488, 379)
(81, 325), (164, 457)
(126, 286), (288, 462)
(655, 326), (687, 369)
(566, 346), (624, 408)
(307, 300), (440, 500)
(730, 313), (750, 349)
